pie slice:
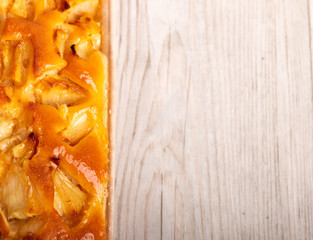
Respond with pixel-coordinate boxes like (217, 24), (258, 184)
(0, 0), (110, 239)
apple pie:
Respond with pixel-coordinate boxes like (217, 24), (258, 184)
(0, 0), (110, 239)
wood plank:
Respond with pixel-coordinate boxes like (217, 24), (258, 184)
(113, 0), (313, 239)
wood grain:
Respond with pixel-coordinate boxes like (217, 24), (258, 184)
(113, 0), (313, 239)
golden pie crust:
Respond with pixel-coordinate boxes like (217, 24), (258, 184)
(0, 0), (110, 239)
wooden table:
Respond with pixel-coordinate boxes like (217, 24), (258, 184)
(113, 1), (313, 239)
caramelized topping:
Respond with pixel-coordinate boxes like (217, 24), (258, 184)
(1, 12), (67, 77)
(0, 0), (109, 239)
(0, 87), (10, 104)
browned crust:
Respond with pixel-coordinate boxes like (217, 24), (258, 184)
(101, 0), (114, 239)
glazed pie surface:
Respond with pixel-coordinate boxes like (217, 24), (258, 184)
(0, 0), (109, 239)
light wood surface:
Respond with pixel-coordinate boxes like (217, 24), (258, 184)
(113, 0), (313, 239)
